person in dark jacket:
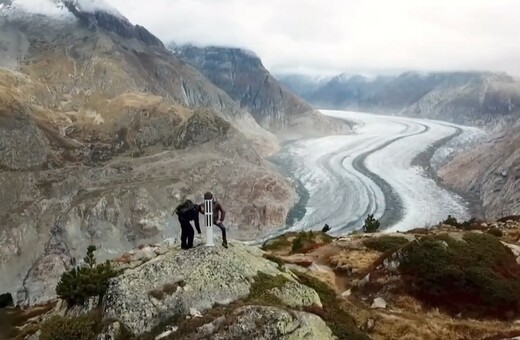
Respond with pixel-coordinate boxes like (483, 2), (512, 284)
(174, 200), (200, 249)
(200, 192), (228, 248)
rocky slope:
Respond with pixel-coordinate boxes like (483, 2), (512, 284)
(261, 223), (520, 340)
(5, 221), (520, 340)
(172, 44), (350, 138)
(439, 126), (520, 220)
(3, 241), (356, 339)
(0, 1), (297, 306)
(281, 71), (520, 128)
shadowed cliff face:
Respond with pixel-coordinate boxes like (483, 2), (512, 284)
(172, 45), (315, 129)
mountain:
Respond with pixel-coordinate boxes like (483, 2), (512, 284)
(439, 126), (520, 220)
(0, 1), (297, 305)
(276, 73), (332, 99)
(171, 44), (350, 138)
(281, 71), (520, 128)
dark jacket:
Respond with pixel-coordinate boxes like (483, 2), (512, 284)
(176, 204), (200, 229)
(199, 200), (226, 224)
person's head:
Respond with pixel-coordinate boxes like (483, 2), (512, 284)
(204, 192), (213, 200)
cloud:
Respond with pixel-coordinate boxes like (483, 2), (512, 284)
(8, 0), (121, 17)
(17, 0), (520, 76)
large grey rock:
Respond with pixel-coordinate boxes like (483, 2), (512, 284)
(102, 243), (313, 335)
(189, 305), (335, 340)
(269, 280), (322, 308)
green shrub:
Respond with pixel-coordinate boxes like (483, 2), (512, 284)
(291, 231), (333, 254)
(362, 214), (380, 233)
(363, 236), (410, 253)
(56, 246), (117, 306)
(261, 236), (291, 251)
(487, 227), (504, 237)
(40, 315), (96, 340)
(399, 233), (520, 318)
(442, 215), (460, 227)
(441, 215), (477, 230)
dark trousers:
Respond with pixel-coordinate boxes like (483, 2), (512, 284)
(180, 219), (194, 249)
(215, 222), (227, 243)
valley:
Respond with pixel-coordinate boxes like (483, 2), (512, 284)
(272, 110), (485, 234)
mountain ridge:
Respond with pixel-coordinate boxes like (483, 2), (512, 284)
(171, 44), (351, 139)
(280, 70), (520, 128)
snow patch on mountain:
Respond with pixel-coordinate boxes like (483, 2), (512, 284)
(3, 0), (122, 18)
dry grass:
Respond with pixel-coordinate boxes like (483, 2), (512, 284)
(369, 308), (520, 340)
(328, 249), (381, 275)
(113, 253), (132, 264)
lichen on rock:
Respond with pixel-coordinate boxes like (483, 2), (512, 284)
(102, 243), (289, 335)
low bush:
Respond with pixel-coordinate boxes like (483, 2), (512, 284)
(291, 231), (333, 254)
(363, 236), (410, 253)
(261, 236), (291, 251)
(362, 214), (380, 233)
(40, 314), (97, 340)
(441, 216), (478, 230)
(399, 233), (520, 319)
(56, 246), (117, 306)
(487, 228), (504, 237)
(442, 215), (460, 227)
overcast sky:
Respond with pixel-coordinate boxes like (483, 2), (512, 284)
(106, 0), (520, 75)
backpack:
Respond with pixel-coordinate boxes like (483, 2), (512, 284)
(176, 199), (197, 219)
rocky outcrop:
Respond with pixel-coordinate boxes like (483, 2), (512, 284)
(97, 242), (330, 338)
(184, 305), (335, 340)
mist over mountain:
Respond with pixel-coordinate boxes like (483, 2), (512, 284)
(281, 71), (520, 128)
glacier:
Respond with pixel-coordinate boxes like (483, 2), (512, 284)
(273, 110), (485, 235)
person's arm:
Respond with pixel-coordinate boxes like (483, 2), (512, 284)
(198, 204), (204, 214)
(219, 203), (226, 222)
(193, 213), (201, 233)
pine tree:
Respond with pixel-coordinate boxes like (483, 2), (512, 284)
(362, 214), (380, 233)
(56, 246), (117, 305)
